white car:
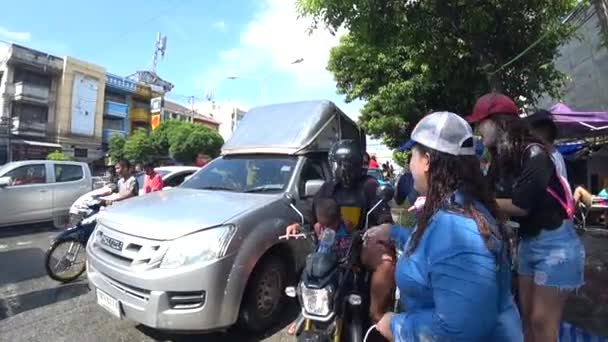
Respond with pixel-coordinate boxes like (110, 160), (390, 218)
(135, 166), (200, 195)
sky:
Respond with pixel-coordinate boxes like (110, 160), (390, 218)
(0, 0), (365, 119)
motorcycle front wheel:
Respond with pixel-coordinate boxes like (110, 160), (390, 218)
(44, 239), (87, 283)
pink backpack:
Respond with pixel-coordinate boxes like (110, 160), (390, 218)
(523, 144), (575, 219)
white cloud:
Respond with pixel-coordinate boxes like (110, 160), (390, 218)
(199, 0), (346, 95)
(212, 20), (227, 31)
(0, 26), (31, 42)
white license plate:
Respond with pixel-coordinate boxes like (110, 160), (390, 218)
(97, 289), (121, 318)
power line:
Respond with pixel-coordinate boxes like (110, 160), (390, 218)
(489, 2), (592, 75)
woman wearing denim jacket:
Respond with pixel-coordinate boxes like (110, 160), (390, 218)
(467, 93), (585, 342)
(369, 111), (522, 341)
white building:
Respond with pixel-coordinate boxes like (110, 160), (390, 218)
(195, 100), (248, 141)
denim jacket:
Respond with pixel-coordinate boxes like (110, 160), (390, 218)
(389, 192), (523, 341)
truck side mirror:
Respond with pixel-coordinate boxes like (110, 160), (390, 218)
(377, 184), (394, 202)
(304, 179), (324, 198)
(0, 176), (12, 188)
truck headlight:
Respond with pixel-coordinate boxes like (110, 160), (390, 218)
(300, 283), (332, 316)
(160, 225), (236, 269)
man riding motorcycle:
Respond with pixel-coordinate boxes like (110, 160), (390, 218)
(285, 139), (395, 330)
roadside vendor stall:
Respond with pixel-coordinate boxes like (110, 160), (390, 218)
(540, 103), (608, 340)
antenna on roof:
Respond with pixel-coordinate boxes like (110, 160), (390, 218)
(205, 88), (215, 102)
(152, 32), (167, 73)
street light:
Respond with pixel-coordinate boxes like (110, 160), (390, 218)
(227, 57), (304, 103)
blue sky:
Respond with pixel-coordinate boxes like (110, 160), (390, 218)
(0, 0), (365, 118)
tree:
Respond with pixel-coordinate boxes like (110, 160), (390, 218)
(392, 150), (410, 168)
(123, 129), (156, 164)
(46, 150), (71, 161)
(297, 0), (579, 147)
(108, 133), (126, 162)
(165, 122), (224, 164)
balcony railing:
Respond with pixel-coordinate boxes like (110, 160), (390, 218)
(104, 100), (129, 119)
(106, 73), (137, 93)
(11, 117), (47, 137)
(13, 82), (50, 104)
(102, 129), (128, 143)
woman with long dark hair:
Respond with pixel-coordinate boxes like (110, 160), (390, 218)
(369, 111), (522, 341)
(467, 93), (584, 342)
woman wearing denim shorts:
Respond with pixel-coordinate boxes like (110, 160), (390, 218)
(467, 93), (585, 342)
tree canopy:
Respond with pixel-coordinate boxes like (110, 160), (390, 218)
(297, 0), (580, 147)
(108, 121), (224, 165)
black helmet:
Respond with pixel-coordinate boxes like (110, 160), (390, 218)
(328, 139), (363, 188)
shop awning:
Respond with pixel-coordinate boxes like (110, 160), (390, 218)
(11, 139), (62, 148)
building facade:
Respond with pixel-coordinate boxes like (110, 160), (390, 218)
(195, 101), (246, 141)
(102, 73), (135, 145)
(55, 57), (106, 162)
(0, 43), (64, 163)
(539, 0), (608, 110)
(161, 100), (220, 130)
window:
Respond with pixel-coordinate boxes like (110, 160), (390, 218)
(74, 148), (88, 158)
(183, 156), (297, 193)
(298, 158), (326, 197)
(13, 103), (48, 123)
(54, 164), (83, 182)
(5, 164), (46, 186)
(165, 172), (191, 188)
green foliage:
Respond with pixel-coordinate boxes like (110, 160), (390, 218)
(123, 129), (156, 165)
(46, 150), (71, 161)
(108, 133), (126, 162)
(392, 150), (410, 168)
(165, 122), (224, 164)
(297, 0), (580, 147)
(110, 121), (224, 165)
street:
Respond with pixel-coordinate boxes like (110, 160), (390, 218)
(0, 224), (293, 342)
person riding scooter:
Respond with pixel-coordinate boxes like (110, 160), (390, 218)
(285, 139), (395, 331)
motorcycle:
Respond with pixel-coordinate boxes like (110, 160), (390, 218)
(44, 184), (115, 283)
(280, 184), (394, 342)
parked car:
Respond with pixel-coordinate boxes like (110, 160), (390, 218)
(367, 167), (389, 185)
(0, 160), (92, 227)
(134, 166), (200, 195)
(86, 100), (365, 332)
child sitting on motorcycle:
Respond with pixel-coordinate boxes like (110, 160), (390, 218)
(308, 197), (354, 258)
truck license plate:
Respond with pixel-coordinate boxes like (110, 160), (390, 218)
(97, 289), (121, 318)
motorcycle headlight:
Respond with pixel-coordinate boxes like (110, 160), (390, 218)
(160, 225), (237, 269)
(300, 283), (332, 316)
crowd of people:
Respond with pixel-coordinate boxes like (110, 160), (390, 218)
(287, 92), (586, 342)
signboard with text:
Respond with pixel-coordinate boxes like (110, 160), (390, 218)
(151, 97), (163, 114)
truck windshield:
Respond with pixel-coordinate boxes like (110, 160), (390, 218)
(182, 155), (297, 193)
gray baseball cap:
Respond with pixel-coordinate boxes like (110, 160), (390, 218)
(400, 111), (475, 156)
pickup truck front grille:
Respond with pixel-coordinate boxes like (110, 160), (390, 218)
(91, 224), (166, 270)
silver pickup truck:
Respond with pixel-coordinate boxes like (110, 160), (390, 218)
(0, 160), (92, 227)
(86, 100), (367, 332)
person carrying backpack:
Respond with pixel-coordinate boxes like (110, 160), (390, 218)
(467, 93), (585, 342)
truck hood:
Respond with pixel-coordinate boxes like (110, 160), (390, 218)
(98, 188), (277, 240)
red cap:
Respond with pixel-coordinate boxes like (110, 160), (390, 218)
(466, 93), (519, 123)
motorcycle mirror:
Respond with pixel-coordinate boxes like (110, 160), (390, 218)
(284, 193), (296, 205)
(377, 184), (394, 202)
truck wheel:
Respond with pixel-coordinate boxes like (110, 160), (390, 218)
(239, 254), (287, 332)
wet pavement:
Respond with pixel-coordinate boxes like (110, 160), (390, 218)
(0, 224), (294, 342)
(562, 227), (608, 337)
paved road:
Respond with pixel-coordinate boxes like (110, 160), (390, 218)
(0, 224), (294, 342)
